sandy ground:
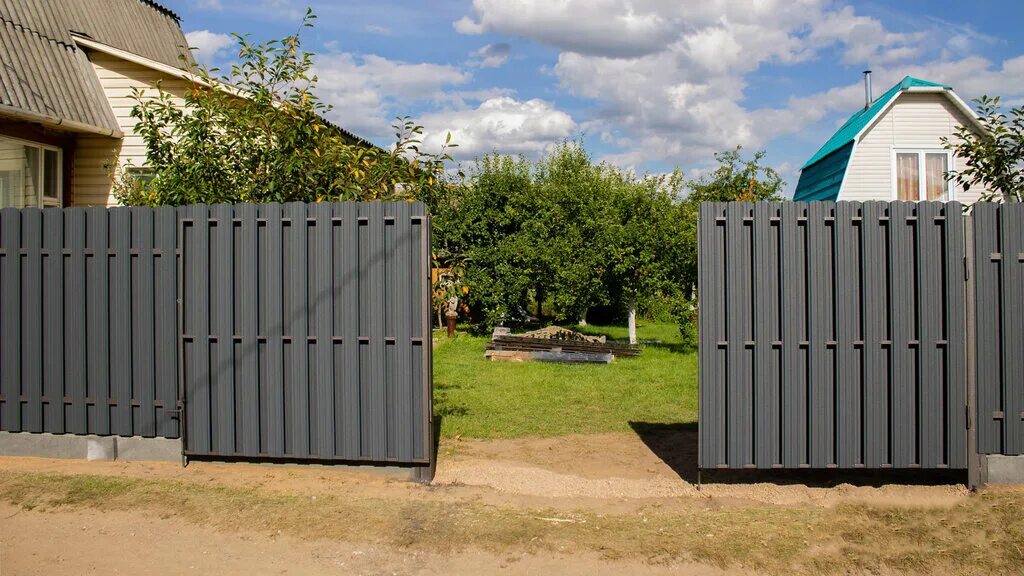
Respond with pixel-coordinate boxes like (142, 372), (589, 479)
(0, 430), (986, 575)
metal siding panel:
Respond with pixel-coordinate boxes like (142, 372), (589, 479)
(336, 202), (361, 459)
(1001, 204), (1024, 455)
(130, 208), (156, 437)
(184, 205), (211, 454)
(973, 203), (1001, 454)
(42, 209), (64, 433)
(63, 209), (88, 435)
(752, 202), (780, 468)
(835, 202), (862, 467)
(260, 203), (286, 457)
(284, 202), (309, 457)
(0, 209), (21, 431)
(210, 204), (236, 454)
(861, 202), (890, 467)
(412, 205), (429, 461)
(697, 203), (714, 468)
(311, 202), (335, 458)
(780, 202), (808, 467)
(85, 208), (110, 435)
(807, 202), (835, 467)
(723, 203), (751, 467)
(20, 209), (43, 433)
(889, 202), (917, 467)
(234, 203), (260, 455)
(357, 203), (383, 460)
(153, 207), (178, 438)
(916, 202), (943, 467)
(108, 208), (132, 436)
(943, 203), (967, 468)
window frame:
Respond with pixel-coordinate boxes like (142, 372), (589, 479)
(0, 134), (63, 209)
(890, 148), (954, 202)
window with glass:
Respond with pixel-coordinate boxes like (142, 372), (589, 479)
(895, 150), (952, 202)
(0, 135), (62, 209)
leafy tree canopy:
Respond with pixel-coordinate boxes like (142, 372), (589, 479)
(942, 95), (1023, 203)
(114, 9), (453, 206)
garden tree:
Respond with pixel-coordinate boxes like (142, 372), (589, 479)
(603, 170), (687, 344)
(942, 95), (1023, 202)
(678, 146), (784, 294)
(428, 153), (544, 328)
(113, 9), (452, 206)
(533, 142), (615, 324)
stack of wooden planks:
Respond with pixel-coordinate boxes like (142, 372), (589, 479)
(484, 332), (640, 363)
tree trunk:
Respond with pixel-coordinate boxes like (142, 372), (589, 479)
(578, 315), (587, 326)
(628, 297), (637, 345)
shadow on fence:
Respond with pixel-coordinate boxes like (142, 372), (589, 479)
(628, 421), (966, 487)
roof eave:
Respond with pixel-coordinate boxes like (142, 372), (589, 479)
(0, 102), (123, 137)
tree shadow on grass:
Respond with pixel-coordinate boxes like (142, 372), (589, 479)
(628, 421), (966, 487)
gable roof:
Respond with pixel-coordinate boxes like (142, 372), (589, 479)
(0, 0), (191, 135)
(793, 76), (979, 202)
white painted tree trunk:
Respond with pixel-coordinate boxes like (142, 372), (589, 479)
(627, 297), (637, 345)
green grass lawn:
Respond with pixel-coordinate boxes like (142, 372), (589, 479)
(433, 321), (698, 439)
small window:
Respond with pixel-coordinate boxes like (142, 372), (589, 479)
(894, 150), (952, 202)
(0, 136), (62, 208)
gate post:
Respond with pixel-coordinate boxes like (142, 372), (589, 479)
(965, 212), (983, 489)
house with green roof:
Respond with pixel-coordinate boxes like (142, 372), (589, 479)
(794, 74), (990, 204)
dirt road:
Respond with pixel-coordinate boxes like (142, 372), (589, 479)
(0, 432), (1020, 575)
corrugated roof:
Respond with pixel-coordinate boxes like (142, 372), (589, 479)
(793, 76), (951, 202)
(801, 76), (949, 170)
(0, 0), (191, 134)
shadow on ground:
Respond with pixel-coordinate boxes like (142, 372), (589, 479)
(629, 421), (967, 487)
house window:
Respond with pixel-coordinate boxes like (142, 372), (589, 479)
(126, 166), (158, 185)
(0, 135), (62, 209)
(894, 150), (952, 202)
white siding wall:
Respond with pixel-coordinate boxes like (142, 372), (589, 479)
(840, 92), (991, 204)
(72, 51), (189, 206)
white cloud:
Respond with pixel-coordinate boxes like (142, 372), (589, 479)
(453, 0), (1022, 169)
(184, 30), (234, 65)
(312, 53), (471, 137)
(418, 97), (576, 159)
(471, 43), (511, 68)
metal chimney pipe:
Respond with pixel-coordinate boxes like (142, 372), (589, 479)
(863, 70), (873, 109)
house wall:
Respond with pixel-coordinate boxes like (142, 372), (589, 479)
(840, 92), (991, 204)
(72, 50), (189, 207)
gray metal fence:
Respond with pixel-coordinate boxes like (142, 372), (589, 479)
(0, 206), (180, 438)
(973, 202), (1024, 456)
(179, 202), (432, 464)
(1, 201), (433, 470)
(698, 201), (968, 470)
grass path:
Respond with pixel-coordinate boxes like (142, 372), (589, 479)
(433, 321), (697, 439)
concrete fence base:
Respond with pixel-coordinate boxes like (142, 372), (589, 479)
(0, 432), (181, 462)
(980, 455), (1024, 485)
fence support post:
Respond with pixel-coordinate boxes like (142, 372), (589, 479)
(965, 213), (983, 490)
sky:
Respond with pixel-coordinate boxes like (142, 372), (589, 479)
(161, 0), (1024, 194)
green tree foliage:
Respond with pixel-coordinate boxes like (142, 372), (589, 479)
(430, 142), (782, 347)
(942, 95), (1023, 202)
(113, 9), (452, 206)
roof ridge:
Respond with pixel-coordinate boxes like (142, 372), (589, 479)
(137, 0), (181, 22)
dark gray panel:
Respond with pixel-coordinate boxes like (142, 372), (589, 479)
(20, 209), (43, 433)
(210, 204), (236, 454)
(233, 203), (260, 456)
(42, 208), (64, 433)
(1000, 204), (1023, 455)
(779, 201), (808, 468)
(153, 206), (178, 439)
(916, 202), (943, 467)
(260, 203), (286, 457)
(130, 207), (156, 437)
(336, 202), (361, 458)
(888, 202), (917, 467)
(1, 208), (22, 431)
(806, 202), (835, 467)
(697, 203), (727, 468)
(184, 204), (211, 453)
(310, 202), (335, 458)
(63, 209), (88, 435)
(85, 208), (110, 435)
(834, 202), (861, 468)
(973, 203), (1001, 454)
(108, 208), (132, 436)
(943, 203), (967, 468)
(283, 202), (309, 457)
(861, 202), (890, 467)
(725, 203), (752, 467)
(752, 202), (780, 468)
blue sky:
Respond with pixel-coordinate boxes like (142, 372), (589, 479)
(162, 0), (1024, 194)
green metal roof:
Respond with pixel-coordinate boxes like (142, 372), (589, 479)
(793, 76), (950, 202)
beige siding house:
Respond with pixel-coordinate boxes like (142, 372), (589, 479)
(794, 75), (990, 204)
(0, 0), (195, 208)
